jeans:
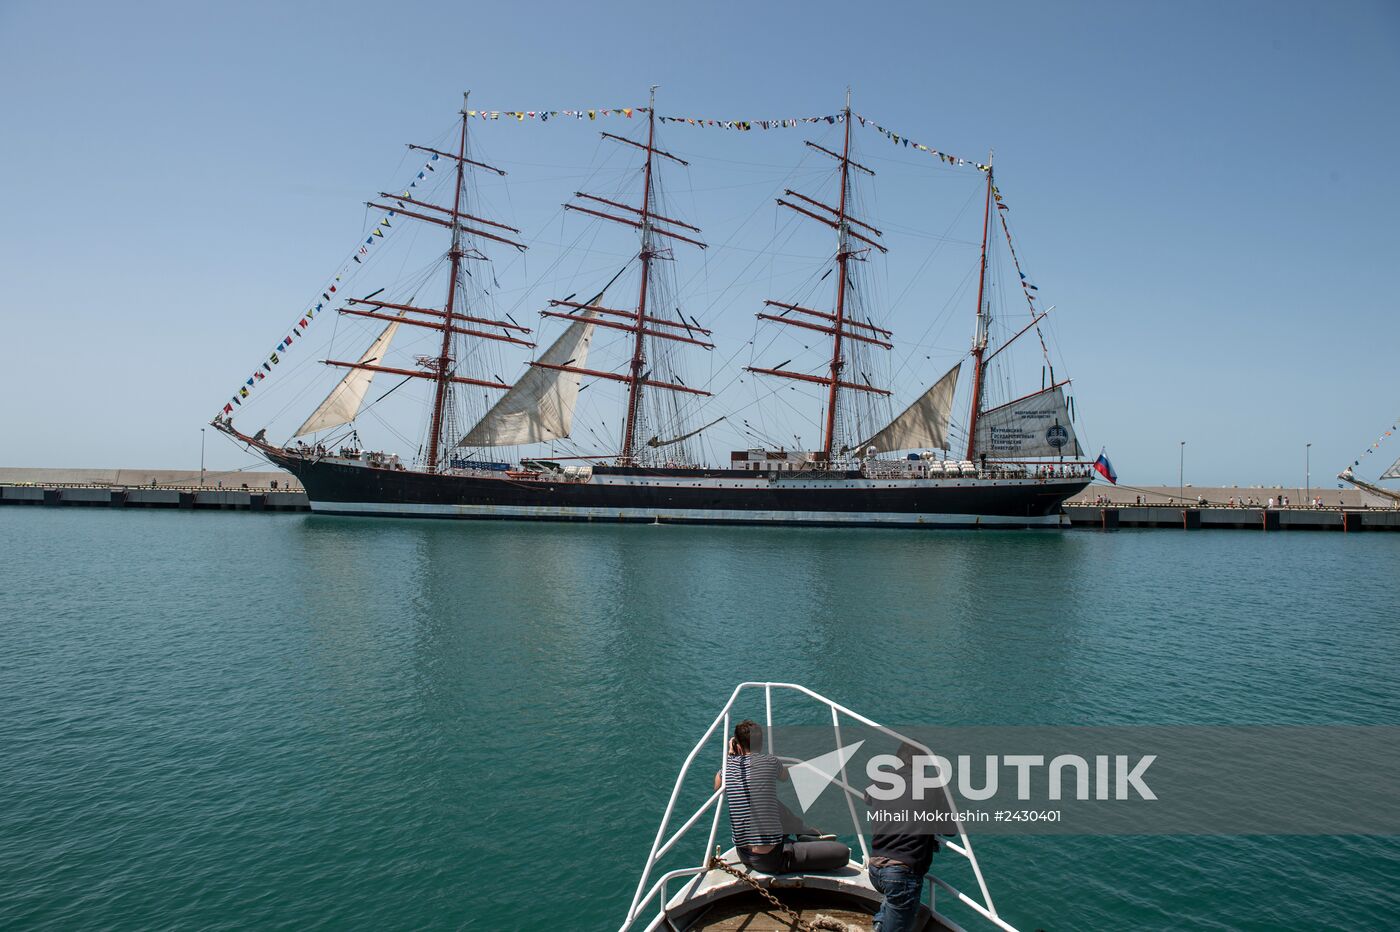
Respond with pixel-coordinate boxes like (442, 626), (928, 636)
(870, 862), (923, 932)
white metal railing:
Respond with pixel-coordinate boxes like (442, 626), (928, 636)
(620, 682), (1019, 932)
(859, 459), (1095, 481)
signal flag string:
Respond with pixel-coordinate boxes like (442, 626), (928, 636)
(214, 151), (443, 419)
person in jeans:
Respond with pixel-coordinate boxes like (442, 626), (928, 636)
(714, 720), (849, 874)
(867, 743), (953, 932)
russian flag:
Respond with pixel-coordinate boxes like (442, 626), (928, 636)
(1094, 451), (1118, 484)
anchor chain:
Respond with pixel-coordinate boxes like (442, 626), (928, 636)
(706, 855), (858, 931)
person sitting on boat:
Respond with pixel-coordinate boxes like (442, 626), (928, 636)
(864, 743), (955, 932)
(713, 720), (849, 875)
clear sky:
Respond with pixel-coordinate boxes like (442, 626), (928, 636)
(3, 0), (1397, 487)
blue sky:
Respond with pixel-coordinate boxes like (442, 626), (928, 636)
(2, 0), (1397, 486)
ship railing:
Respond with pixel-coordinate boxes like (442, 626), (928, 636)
(858, 459), (1095, 481)
(992, 460), (1095, 477)
(860, 459), (985, 479)
(621, 682), (1018, 932)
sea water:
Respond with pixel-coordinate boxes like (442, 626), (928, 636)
(2, 508), (1397, 930)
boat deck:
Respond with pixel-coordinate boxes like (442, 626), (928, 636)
(685, 889), (875, 930)
(662, 851), (950, 931)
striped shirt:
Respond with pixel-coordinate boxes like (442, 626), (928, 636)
(724, 753), (784, 848)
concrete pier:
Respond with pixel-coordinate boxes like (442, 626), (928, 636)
(1062, 504), (1400, 531)
(0, 467), (307, 510)
(1067, 483), (1389, 510)
(2, 483), (309, 511)
(0, 467), (301, 490)
(1063, 483), (1400, 531)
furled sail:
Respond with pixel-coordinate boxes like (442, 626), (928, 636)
(293, 318), (401, 437)
(861, 364), (961, 453)
(1382, 455), (1400, 481)
(973, 384), (1082, 458)
(459, 311), (596, 447)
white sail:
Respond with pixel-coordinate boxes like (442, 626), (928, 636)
(459, 311), (596, 447)
(862, 364), (961, 453)
(1382, 455), (1400, 481)
(974, 384), (1082, 458)
(293, 318), (401, 437)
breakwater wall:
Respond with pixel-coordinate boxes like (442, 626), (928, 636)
(1062, 483), (1400, 530)
(1062, 504), (1399, 531)
(1066, 484), (1388, 510)
(1, 484), (309, 511)
(0, 467), (301, 490)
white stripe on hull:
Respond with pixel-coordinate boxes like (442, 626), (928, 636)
(586, 474), (1057, 490)
(307, 500), (1068, 527)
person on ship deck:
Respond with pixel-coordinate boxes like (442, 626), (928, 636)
(714, 720), (849, 875)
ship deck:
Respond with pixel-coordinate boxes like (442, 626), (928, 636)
(682, 890), (879, 930)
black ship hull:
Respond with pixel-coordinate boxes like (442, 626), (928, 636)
(266, 451), (1090, 529)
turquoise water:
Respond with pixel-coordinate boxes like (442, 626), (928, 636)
(2, 508), (1398, 930)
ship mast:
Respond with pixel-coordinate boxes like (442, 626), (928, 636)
(747, 91), (890, 460)
(535, 87), (712, 465)
(964, 155), (994, 460)
(424, 94), (473, 473)
(821, 88), (856, 461)
(620, 87), (661, 464)
(319, 93), (531, 470)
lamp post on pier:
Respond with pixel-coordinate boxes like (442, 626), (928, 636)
(200, 428), (206, 488)
(1305, 442), (1311, 507)
(1179, 440), (1185, 505)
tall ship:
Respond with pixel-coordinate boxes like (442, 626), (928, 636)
(214, 91), (1097, 527)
